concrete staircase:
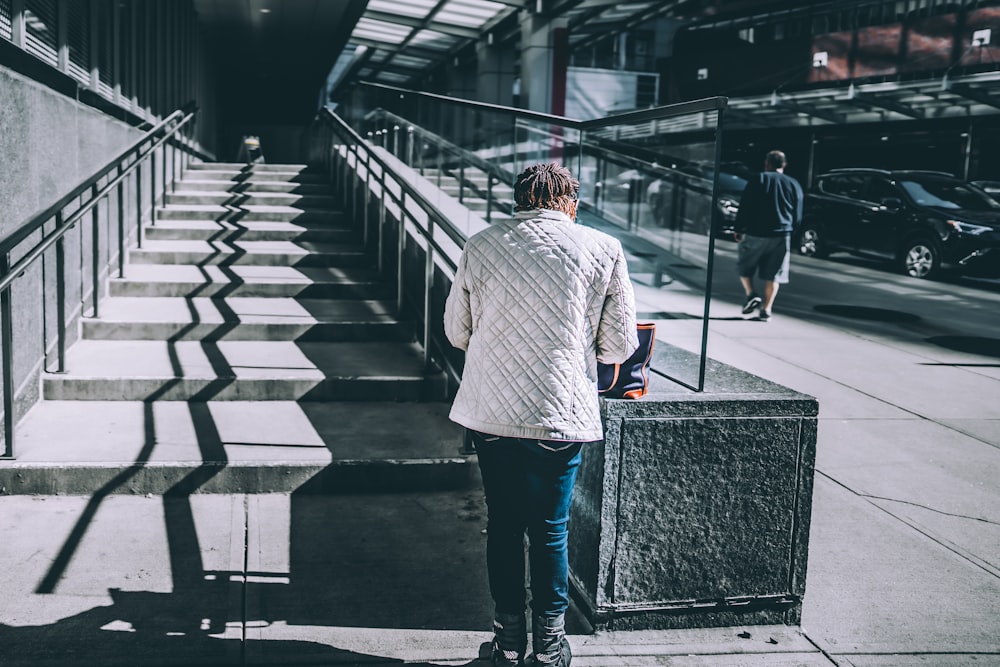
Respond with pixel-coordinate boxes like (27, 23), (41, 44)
(2, 162), (468, 495)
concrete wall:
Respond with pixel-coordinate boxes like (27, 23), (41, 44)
(0, 65), (148, 444)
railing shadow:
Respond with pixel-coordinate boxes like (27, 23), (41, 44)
(18, 164), (498, 663)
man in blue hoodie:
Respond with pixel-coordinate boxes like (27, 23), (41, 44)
(732, 150), (803, 322)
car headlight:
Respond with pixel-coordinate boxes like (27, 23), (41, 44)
(947, 220), (992, 235)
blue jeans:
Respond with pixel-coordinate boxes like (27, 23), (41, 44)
(471, 430), (586, 618)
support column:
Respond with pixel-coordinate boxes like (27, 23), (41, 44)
(445, 55), (479, 149)
(519, 12), (569, 115)
(476, 39), (516, 107)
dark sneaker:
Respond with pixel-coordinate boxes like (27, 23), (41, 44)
(492, 613), (526, 667)
(527, 615), (571, 667)
(526, 636), (571, 667)
(758, 310), (772, 322)
(741, 294), (762, 317)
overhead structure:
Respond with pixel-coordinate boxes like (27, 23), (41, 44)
(725, 71), (1000, 130)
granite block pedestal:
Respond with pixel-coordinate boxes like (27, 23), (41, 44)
(569, 342), (818, 630)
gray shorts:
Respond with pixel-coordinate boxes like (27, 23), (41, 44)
(737, 234), (790, 284)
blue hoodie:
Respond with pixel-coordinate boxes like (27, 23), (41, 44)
(734, 170), (803, 237)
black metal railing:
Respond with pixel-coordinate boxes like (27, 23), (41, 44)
(365, 109), (517, 223)
(316, 107), (470, 390)
(324, 84), (727, 391)
(0, 104), (202, 459)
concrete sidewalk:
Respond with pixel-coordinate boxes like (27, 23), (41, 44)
(2, 284), (999, 665)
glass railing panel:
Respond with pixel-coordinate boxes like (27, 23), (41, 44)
(577, 108), (724, 391)
(511, 120), (584, 192)
(336, 84), (524, 231)
(331, 83), (727, 391)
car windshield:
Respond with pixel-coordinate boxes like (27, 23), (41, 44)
(898, 178), (1000, 211)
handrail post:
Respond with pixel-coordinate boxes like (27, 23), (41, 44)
(364, 150), (372, 250)
(351, 146), (361, 221)
(55, 220), (67, 374)
(378, 167), (386, 275)
(423, 222), (434, 370)
(486, 175), (494, 223)
(1, 253), (14, 459)
(333, 142), (340, 196)
(407, 127), (414, 167)
(169, 131), (176, 193)
(150, 147), (157, 226)
(458, 158), (465, 204)
(90, 184), (101, 318)
(343, 144), (350, 204)
(397, 195), (406, 317)
(117, 165), (125, 278)
(161, 138), (168, 204)
(393, 125), (400, 158)
(136, 155), (144, 248)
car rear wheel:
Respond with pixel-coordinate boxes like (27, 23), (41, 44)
(899, 240), (940, 279)
(797, 226), (827, 258)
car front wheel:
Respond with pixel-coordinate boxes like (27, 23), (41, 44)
(797, 226), (827, 257)
(899, 240), (940, 278)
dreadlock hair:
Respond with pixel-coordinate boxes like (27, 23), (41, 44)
(513, 162), (580, 215)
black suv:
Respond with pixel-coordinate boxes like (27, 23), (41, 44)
(797, 169), (1000, 278)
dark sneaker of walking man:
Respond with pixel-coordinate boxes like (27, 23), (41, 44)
(732, 150), (803, 321)
(444, 162), (638, 667)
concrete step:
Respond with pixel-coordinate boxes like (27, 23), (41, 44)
(165, 191), (338, 208)
(143, 219), (356, 243)
(82, 297), (413, 342)
(42, 340), (448, 401)
(158, 203), (342, 223)
(182, 169), (327, 184)
(2, 400), (468, 494)
(187, 162), (313, 173)
(109, 264), (385, 299)
(129, 239), (370, 268)
(176, 179), (333, 194)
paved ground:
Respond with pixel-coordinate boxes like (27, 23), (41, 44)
(2, 254), (999, 665)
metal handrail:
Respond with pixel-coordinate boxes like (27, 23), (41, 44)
(358, 81), (727, 130)
(364, 99), (725, 244)
(366, 109), (517, 221)
(0, 104), (201, 459)
(346, 84), (730, 393)
(318, 107), (468, 388)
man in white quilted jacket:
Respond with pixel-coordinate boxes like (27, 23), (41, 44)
(444, 162), (638, 667)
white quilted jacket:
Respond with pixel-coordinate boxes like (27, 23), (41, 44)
(444, 209), (638, 442)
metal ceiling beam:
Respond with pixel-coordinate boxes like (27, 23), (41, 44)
(948, 82), (1000, 111)
(481, 0), (531, 7)
(567, 4), (612, 32)
(569, 0), (691, 50)
(363, 0), (455, 82)
(348, 38), (445, 62)
(770, 95), (845, 124)
(364, 10), (481, 40)
(724, 107), (780, 127)
(850, 90), (924, 119)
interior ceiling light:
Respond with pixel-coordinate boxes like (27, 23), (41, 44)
(260, 8), (272, 13)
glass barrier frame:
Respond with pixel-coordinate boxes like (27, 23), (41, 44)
(333, 83), (729, 392)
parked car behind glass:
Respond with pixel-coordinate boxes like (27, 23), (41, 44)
(647, 163), (747, 236)
(972, 180), (1000, 201)
(797, 169), (1000, 278)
